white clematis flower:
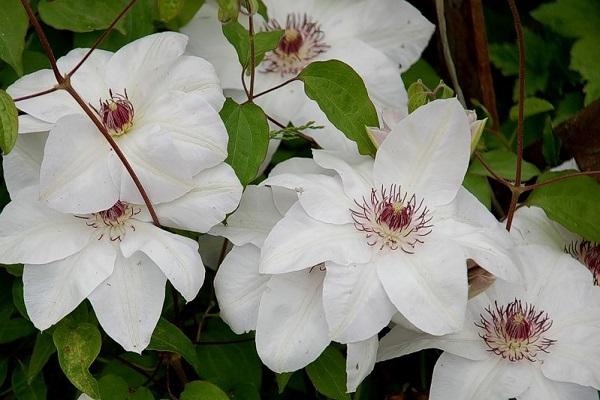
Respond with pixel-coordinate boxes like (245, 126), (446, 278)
(377, 245), (600, 400)
(512, 205), (600, 286)
(260, 99), (520, 338)
(8, 32), (227, 214)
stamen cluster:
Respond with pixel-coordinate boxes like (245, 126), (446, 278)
(83, 201), (140, 242)
(351, 184), (432, 253)
(476, 299), (555, 362)
(98, 89), (134, 136)
(566, 240), (600, 285)
(261, 13), (330, 76)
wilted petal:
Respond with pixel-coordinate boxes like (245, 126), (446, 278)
(255, 268), (330, 372)
(88, 251), (166, 353)
(23, 240), (115, 330)
(214, 244), (269, 334)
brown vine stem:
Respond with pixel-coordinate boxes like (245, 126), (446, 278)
(18, 0), (160, 227)
(504, 0), (526, 231)
(13, 86), (58, 102)
(252, 76), (298, 99)
(473, 151), (512, 189)
(522, 170), (600, 192)
(68, 0), (139, 77)
(247, 1), (257, 100)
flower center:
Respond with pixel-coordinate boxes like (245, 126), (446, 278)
(261, 13), (330, 76)
(566, 240), (600, 285)
(82, 201), (140, 242)
(475, 299), (556, 362)
(99, 89), (134, 136)
(350, 184), (433, 253)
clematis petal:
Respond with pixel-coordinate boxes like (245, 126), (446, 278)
(255, 268), (330, 372)
(0, 192), (95, 264)
(120, 222), (204, 302)
(373, 99), (471, 208)
(139, 91), (228, 175)
(7, 49), (111, 123)
(210, 185), (283, 247)
(353, 0), (435, 72)
(88, 251), (166, 353)
(323, 262), (396, 343)
(260, 204), (372, 274)
(346, 336), (378, 393)
(511, 206), (578, 249)
(519, 370), (598, 400)
(23, 240), (115, 330)
(437, 188), (521, 282)
(429, 353), (531, 400)
(214, 244), (269, 334)
(312, 150), (375, 201)
(105, 32), (188, 109)
(3, 132), (46, 196)
(18, 115), (53, 133)
(261, 173), (354, 224)
(109, 123), (194, 206)
(40, 115), (117, 214)
(375, 235), (468, 335)
(150, 163), (242, 234)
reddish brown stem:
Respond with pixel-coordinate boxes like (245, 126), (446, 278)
(252, 76), (298, 99)
(473, 151), (512, 189)
(19, 0), (62, 81)
(505, 0), (526, 231)
(68, 0), (139, 77)
(64, 86), (161, 226)
(522, 171), (600, 192)
(247, 3), (256, 100)
(13, 86), (58, 102)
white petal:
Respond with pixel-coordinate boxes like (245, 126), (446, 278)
(261, 173), (354, 224)
(120, 223), (205, 302)
(519, 370), (598, 400)
(346, 336), (378, 393)
(3, 132), (46, 196)
(374, 99), (471, 207)
(109, 124), (194, 205)
(157, 55), (225, 111)
(214, 244), (269, 334)
(139, 91), (228, 174)
(151, 163), (242, 233)
(0, 193), (94, 264)
(323, 262), (395, 343)
(429, 354), (531, 400)
(255, 268), (330, 372)
(511, 206), (578, 249)
(260, 203), (372, 274)
(23, 241), (115, 330)
(88, 251), (166, 353)
(269, 156), (331, 176)
(105, 32), (188, 108)
(7, 49), (111, 123)
(40, 115), (118, 214)
(312, 150), (375, 201)
(352, 0), (435, 72)
(437, 188), (522, 282)
(210, 185), (282, 247)
(18, 115), (53, 133)
(375, 236), (468, 335)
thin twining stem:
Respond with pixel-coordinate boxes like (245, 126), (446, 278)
(247, 2), (257, 100)
(252, 76), (298, 99)
(13, 86), (58, 102)
(522, 171), (600, 192)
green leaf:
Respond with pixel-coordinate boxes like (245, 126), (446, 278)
(98, 375), (155, 400)
(571, 37), (600, 104)
(0, 0), (28, 75)
(298, 60), (379, 156)
(542, 116), (560, 166)
(305, 346), (350, 400)
(469, 150), (541, 181)
(11, 363), (46, 400)
(0, 318), (34, 343)
(148, 318), (200, 375)
(220, 98), (269, 185)
(256, 0), (268, 20)
(158, 0), (185, 22)
(407, 81), (428, 114)
(509, 97), (554, 121)
(53, 320), (102, 399)
(196, 320), (262, 391)
(12, 279), (28, 319)
(228, 383), (261, 400)
(253, 30), (284, 66)
(165, 0), (205, 30)
(0, 358), (7, 387)
(38, 0), (129, 33)
(181, 381), (230, 400)
(28, 332), (56, 382)
(222, 22), (249, 67)
(527, 171), (600, 242)
(275, 372), (293, 394)
(401, 59), (440, 89)
(462, 174), (492, 210)
(0, 89), (18, 155)
(217, 0), (240, 23)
